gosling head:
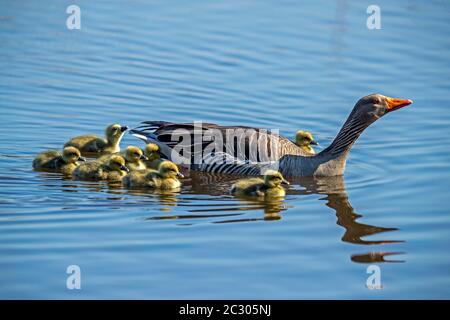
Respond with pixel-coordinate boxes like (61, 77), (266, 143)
(124, 146), (148, 163)
(295, 130), (318, 148)
(105, 123), (129, 143)
(263, 170), (289, 188)
(108, 155), (129, 173)
(351, 94), (413, 125)
(157, 161), (184, 179)
(144, 143), (161, 160)
(62, 147), (86, 164)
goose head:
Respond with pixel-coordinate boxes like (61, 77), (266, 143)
(157, 161), (184, 179)
(144, 143), (161, 160)
(295, 130), (318, 150)
(124, 146), (148, 163)
(108, 155), (129, 173)
(263, 170), (289, 188)
(62, 147), (86, 164)
(350, 94), (413, 124)
(105, 124), (129, 144)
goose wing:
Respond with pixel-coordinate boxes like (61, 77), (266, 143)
(130, 121), (307, 175)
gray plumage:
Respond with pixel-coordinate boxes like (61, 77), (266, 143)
(130, 94), (412, 177)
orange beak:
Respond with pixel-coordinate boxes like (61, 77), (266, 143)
(385, 96), (413, 112)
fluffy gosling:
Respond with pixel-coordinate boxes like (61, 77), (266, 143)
(73, 155), (129, 181)
(230, 170), (289, 198)
(123, 160), (184, 189)
(97, 146), (148, 171)
(64, 123), (128, 155)
(294, 130), (318, 154)
(144, 143), (163, 169)
(123, 146), (148, 171)
(33, 146), (86, 175)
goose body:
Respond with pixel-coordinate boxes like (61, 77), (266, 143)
(73, 155), (129, 181)
(231, 170), (289, 198)
(33, 147), (86, 175)
(131, 94), (412, 177)
(64, 124), (128, 155)
(123, 160), (183, 189)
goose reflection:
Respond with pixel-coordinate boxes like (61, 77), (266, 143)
(289, 175), (404, 263)
(351, 252), (405, 264)
(54, 169), (404, 263)
(289, 175), (403, 246)
(175, 172), (405, 263)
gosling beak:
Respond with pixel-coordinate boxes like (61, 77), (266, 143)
(140, 154), (148, 160)
(176, 172), (184, 178)
(78, 156), (87, 162)
(385, 97), (413, 112)
(120, 165), (130, 172)
(281, 179), (290, 185)
(120, 126), (129, 132)
(310, 140), (319, 146)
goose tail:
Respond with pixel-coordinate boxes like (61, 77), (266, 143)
(129, 121), (174, 158)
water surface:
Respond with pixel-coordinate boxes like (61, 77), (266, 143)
(1, 0), (450, 299)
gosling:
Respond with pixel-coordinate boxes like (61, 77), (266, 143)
(123, 160), (184, 189)
(64, 123), (128, 155)
(144, 143), (163, 169)
(97, 146), (148, 171)
(294, 130), (318, 154)
(33, 146), (86, 175)
(73, 155), (129, 181)
(230, 170), (289, 198)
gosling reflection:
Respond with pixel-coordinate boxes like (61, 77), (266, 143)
(214, 198), (285, 223)
(127, 187), (180, 211)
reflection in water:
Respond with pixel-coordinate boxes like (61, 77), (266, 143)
(125, 188), (181, 212)
(289, 176), (405, 263)
(46, 170), (404, 263)
(292, 176), (403, 246)
(351, 252), (405, 264)
(184, 172), (405, 263)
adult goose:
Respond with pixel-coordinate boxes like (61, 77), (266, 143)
(130, 94), (412, 177)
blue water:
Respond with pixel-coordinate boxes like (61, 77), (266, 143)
(1, 0), (450, 299)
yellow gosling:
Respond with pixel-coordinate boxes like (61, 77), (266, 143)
(73, 155), (129, 181)
(64, 124), (128, 155)
(123, 160), (183, 189)
(95, 145), (148, 171)
(294, 130), (318, 154)
(33, 146), (86, 175)
(144, 143), (163, 169)
(230, 170), (289, 198)
(123, 146), (148, 171)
